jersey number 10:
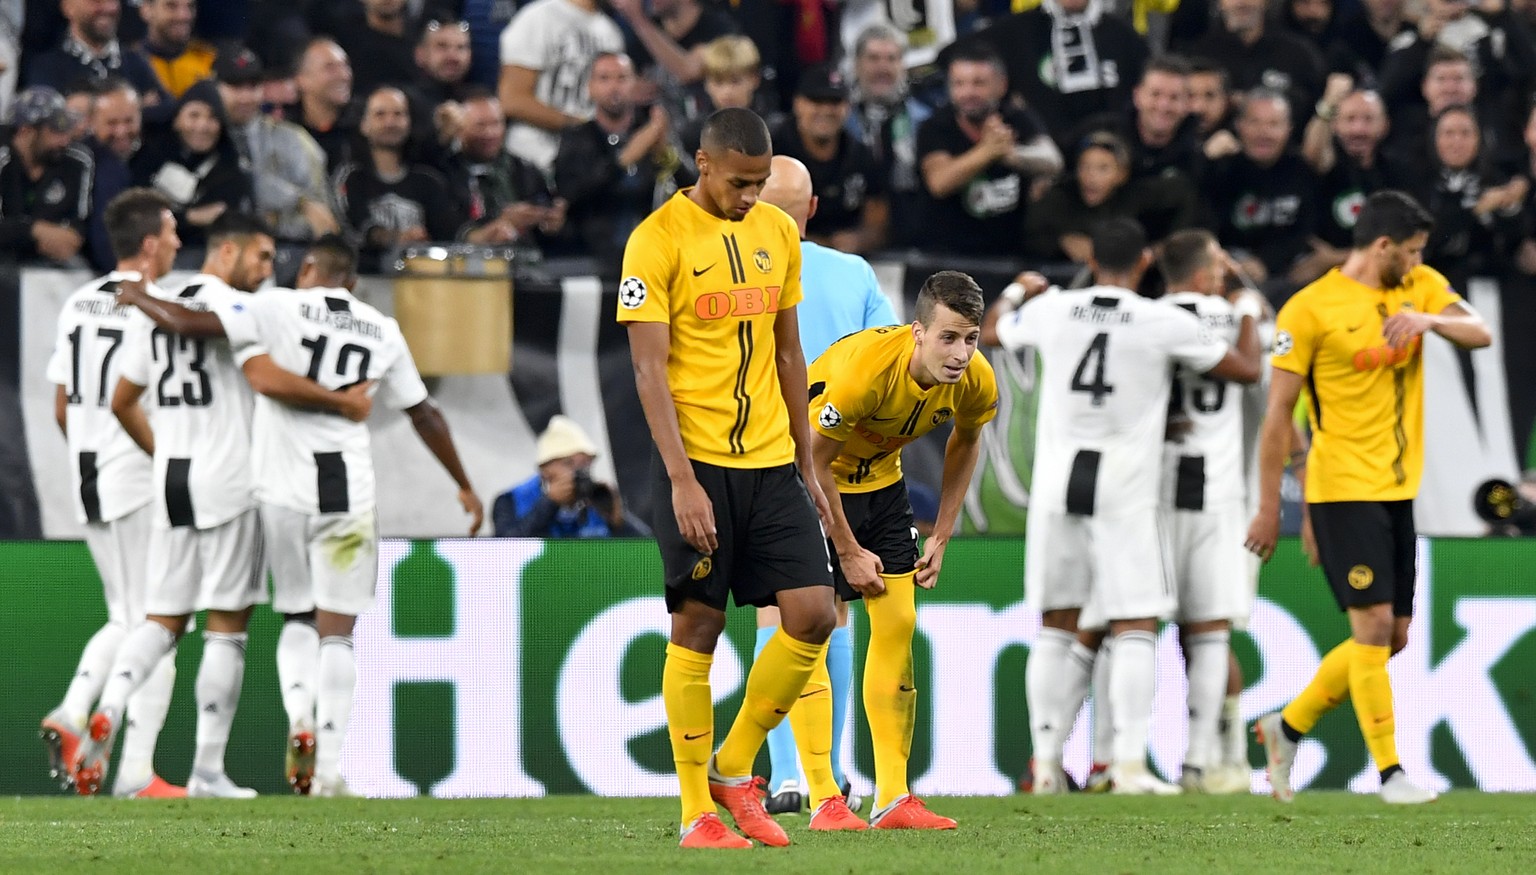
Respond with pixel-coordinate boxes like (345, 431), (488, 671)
(302, 334), (372, 388)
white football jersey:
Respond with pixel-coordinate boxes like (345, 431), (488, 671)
(230, 286), (428, 516)
(995, 285), (1229, 516)
(117, 274), (260, 529)
(1161, 292), (1246, 510)
(45, 272), (154, 524)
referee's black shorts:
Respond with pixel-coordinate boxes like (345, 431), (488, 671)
(830, 480), (920, 602)
(651, 454), (832, 613)
(1308, 499), (1417, 617)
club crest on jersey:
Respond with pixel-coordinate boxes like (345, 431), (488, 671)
(619, 276), (647, 309)
(818, 403), (843, 429)
(1348, 564), (1374, 590)
(753, 248), (772, 273)
(931, 407), (953, 426)
(690, 556), (713, 581)
(1273, 329), (1294, 357)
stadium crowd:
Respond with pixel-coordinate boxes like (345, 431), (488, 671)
(2, 0), (1536, 297)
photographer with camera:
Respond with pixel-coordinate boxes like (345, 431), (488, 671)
(492, 416), (651, 538)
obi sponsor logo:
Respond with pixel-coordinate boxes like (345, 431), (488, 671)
(693, 286), (783, 320)
(1352, 339), (1419, 372)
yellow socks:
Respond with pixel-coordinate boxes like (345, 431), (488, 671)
(664, 643), (716, 825)
(863, 571), (918, 811)
(787, 650), (840, 807)
(714, 629), (826, 778)
(1281, 640), (1352, 735)
(1349, 642), (1399, 772)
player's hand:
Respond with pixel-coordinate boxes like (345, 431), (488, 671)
(459, 487), (484, 536)
(1300, 507), (1318, 567)
(1383, 310), (1434, 349)
(838, 546), (886, 597)
(113, 272), (149, 303)
(1014, 270), (1050, 299)
(671, 476), (718, 554)
(914, 537), (947, 589)
(336, 380), (375, 421)
(1245, 507), (1281, 562)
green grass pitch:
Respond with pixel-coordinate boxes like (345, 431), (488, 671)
(2, 792), (1532, 874)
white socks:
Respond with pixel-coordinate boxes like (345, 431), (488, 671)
(276, 620), (320, 730)
(115, 650), (176, 792)
(97, 621), (177, 718)
(1183, 630), (1230, 772)
(1028, 628), (1095, 766)
(1222, 692), (1246, 766)
(58, 622), (128, 728)
(315, 635), (356, 783)
(1108, 630), (1157, 767)
(192, 631), (248, 778)
(1091, 637), (1115, 766)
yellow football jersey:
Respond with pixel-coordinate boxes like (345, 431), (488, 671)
(617, 190), (804, 468)
(808, 326), (999, 493)
(1272, 264), (1462, 503)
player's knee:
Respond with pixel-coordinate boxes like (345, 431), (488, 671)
(781, 602), (836, 643)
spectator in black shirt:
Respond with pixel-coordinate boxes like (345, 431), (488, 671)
(1072, 56), (1204, 182)
(446, 92), (566, 251)
(845, 23), (933, 249)
(1187, 58), (1239, 159)
(610, 0), (738, 100)
(1377, 0), (1536, 133)
(130, 79), (254, 249)
(288, 38), (360, 176)
(917, 45), (1062, 257)
(405, 16), (477, 153)
(0, 86), (92, 264)
(83, 78), (141, 270)
(333, 85), (459, 268)
(1381, 47), (1519, 172)
(1299, 89), (1392, 279)
(553, 52), (682, 277)
(334, 0), (420, 97)
(1280, 0), (1340, 55)
(960, 0), (1148, 146)
(770, 64), (887, 254)
(1325, 0), (1413, 85)
(1201, 88), (1320, 298)
(1185, 0), (1325, 132)
(25, 0), (171, 123)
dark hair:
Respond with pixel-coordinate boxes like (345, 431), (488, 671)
(1425, 45), (1473, 74)
(1158, 229), (1218, 287)
(1077, 130), (1131, 169)
(1143, 55), (1192, 80)
(104, 188), (172, 260)
(1090, 217), (1148, 273)
(700, 107), (771, 156)
(914, 270), (984, 326)
(1186, 57), (1229, 89)
(206, 212), (274, 246)
(946, 43), (1006, 75)
(305, 233), (359, 283)
(1351, 190), (1434, 248)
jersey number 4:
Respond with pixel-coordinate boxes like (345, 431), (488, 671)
(1070, 332), (1115, 407)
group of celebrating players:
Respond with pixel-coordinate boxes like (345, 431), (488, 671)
(39, 189), (481, 799)
(624, 106), (1490, 849)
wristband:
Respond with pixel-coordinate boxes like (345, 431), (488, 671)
(1001, 282), (1028, 307)
(1315, 100), (1337, 122)
(1232, 293), (1264, 323)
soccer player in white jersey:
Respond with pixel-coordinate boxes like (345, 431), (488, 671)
(1156, 230), (1265, 794)
(41, 189), (185, 799)
(232, 235), (483, 796)
(981, 218), (1260, 795)
(72, 213), (374, 797)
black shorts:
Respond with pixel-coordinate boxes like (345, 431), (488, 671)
(651, 455), (833, 613)
(830, 480), (919, 602)
(1308, 500), (1417, 617)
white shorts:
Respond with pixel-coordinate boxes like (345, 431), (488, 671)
(144, 509), (267, 616)
(1164, 503), (1252, 624)
(261, 503), (379, 617)
(1025, 507), (1175, 625)
(82, 504), (153, 627)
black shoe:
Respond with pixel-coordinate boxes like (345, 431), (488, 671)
(766, 779), (804, 815)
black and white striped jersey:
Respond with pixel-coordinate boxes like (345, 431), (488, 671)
(1162, 292), (1247, 511)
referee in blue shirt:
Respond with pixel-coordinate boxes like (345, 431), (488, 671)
(752, 155), (897, 814)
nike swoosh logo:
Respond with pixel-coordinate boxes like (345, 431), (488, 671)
(692, 264), (716, 277)
(684, 731), (708, 741)
(774, 708), (790, 715)
(799, 691), (817, 699)
(1346, 325), (1363, 332)
(898, 684), (916, 692)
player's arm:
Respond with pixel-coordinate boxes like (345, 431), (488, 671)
(774, 304), (832, 527)
(109, 377), (154, 455)
(1384, 300), (1491, 350)
(1201, 293), (1264, 384)
(810, 431), (885, 597)
(115, 279), (225, 338)
(980, 271), (1050, 348)
(916, 422), (985, 590)
(53, 384), (67, 435)
(628, 321), (717, 553)
(240, 354), (374, 422)
(405, 398), (484, 536)
(1245, 366), (1307, 562)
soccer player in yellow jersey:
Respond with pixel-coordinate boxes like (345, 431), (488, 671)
(1246, 191), (1491, 804)
(618, 108), (839, 850)
(804, 270), (998, 829)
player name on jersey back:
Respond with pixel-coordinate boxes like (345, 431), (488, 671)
(231, 287), (428, 517)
